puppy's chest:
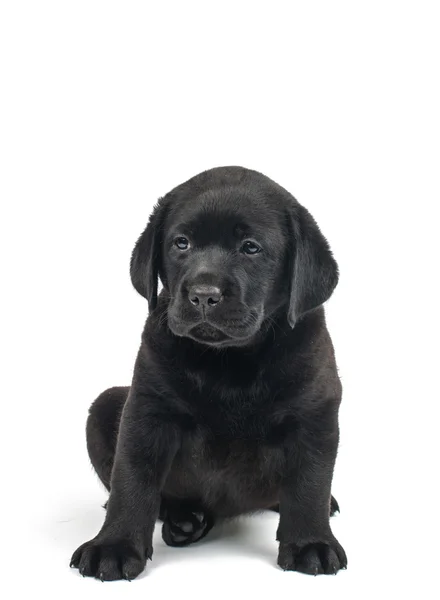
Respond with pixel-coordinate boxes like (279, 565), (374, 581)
(177, 366), (298, 461)
(186, 376), (276, 438)
(172, 377), (293, 499)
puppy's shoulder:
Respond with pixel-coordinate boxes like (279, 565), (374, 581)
(269, 307), (341, 404)
(274, 307), (335, 363)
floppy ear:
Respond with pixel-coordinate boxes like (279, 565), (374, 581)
(130, 197), (169, 311)
(287, 203), (339, 328)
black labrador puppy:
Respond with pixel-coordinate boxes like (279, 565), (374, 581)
(71, 166), (346, 580)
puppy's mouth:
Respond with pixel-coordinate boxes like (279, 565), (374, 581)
(167, 300), (265, 347)
(188, 323), (230, 344)
(168, 314), (264, 347)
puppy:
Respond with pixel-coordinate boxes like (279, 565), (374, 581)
(71, 166), (346, 580)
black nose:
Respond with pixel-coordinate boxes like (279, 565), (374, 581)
(189, 285), (223, 308)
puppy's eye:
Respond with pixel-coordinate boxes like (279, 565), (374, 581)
(175, 237), (190, 251)
(241, 240), (262, 255)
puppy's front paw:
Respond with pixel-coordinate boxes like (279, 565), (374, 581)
(278, 538), (347, 575)
(70, 538), (149, 581)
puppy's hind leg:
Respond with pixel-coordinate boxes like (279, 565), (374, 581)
(161, 499), (215, 547)
(87, 389), (202, 538)
(86, 386), (129, 491)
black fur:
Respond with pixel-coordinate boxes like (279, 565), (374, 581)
(71, 166), (346, 580)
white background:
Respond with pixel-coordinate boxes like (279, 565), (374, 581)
(1, 1), (439, 598)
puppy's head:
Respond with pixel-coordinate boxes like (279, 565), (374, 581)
(131, 167), (338, 347)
